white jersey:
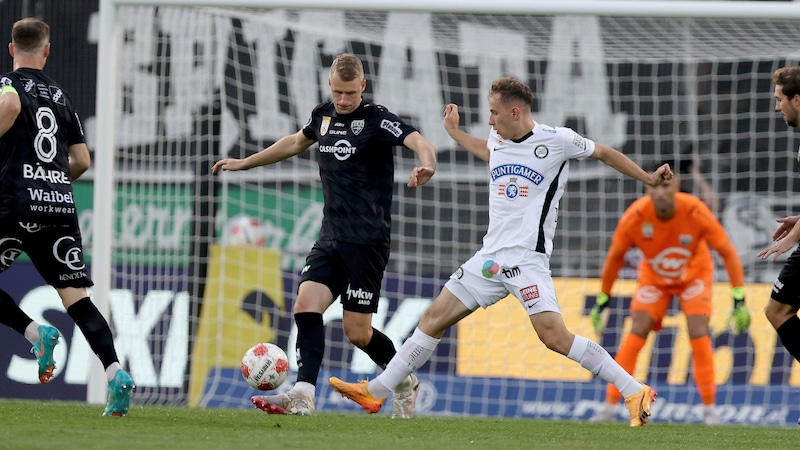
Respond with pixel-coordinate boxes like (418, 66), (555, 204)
(481, 123), (595, 256)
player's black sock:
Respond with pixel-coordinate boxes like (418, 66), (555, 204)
(294, 312), (324, 386)
(67, 297), (120, 369)
(361, 327), (396, 369)
(0, 288), (32, 335)
(777, 315), (800, 363)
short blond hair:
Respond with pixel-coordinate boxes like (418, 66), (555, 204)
(330, 54), (364, 82)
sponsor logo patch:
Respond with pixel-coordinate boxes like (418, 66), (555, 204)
(380, 119), (403, 137)
(521, 285), (540, 301)
(491, 164), (543, 185)
(572, 133), (587, 151)
(320, 116), (331, 135)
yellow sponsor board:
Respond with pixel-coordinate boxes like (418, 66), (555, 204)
(188, 245), (285, 406)
(456, 278), (799, 386)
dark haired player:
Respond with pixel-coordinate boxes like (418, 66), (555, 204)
(758, 66), (800, 368)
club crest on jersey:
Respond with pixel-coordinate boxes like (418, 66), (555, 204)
(320, 116), (331, 136)
(351, 119), (365, 135)
(498, 177), (528, 200)
(642, 222), (654, 239)
(534, 145), (548, 158)
(679, 234), (692, 247)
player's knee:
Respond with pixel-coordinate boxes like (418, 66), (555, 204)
(765, 303), (792, 330)
(343, 326), (371, 348)
(537, 328), (573, 355)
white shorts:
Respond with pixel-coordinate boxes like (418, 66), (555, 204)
(444, 247), (561, 316)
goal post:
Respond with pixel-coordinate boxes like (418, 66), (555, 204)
(91, 0), (800, 424)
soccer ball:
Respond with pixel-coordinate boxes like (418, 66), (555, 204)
(224, 215), (266, 247)
(241, 343), (290, 390)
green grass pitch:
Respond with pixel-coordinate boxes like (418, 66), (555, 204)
(1, 399), (795, 449)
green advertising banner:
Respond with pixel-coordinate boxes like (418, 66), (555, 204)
(72, 181), (322, 268)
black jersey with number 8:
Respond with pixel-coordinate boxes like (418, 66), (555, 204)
(0, 68), (85, 225)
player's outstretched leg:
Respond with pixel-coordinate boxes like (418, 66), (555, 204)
(31, 325), (60, 384)
(329, 377), (386, 414)
(103, 369), (135, 417)
(624, 384), (657, 427)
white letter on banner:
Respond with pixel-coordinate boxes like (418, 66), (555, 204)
(160, 291), (189, 387)
(457, 22), (527, 138)
(159, 8), (216, 139)
(374, 12), (450, 149)
(116, 8), (159, 147)
(109, 289), (173, 386)
(538, 16), (626, 148)
(240, 11), (293, 141)
(64, 322), (91, 384)
(289, 11), (347, 126)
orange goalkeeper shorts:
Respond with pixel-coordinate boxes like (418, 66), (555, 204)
(629, 276), (712, 331)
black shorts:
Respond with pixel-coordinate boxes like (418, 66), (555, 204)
(771, 247), (800, 309)
(0, 221), (93, 289)
(300, 240), (389, 313)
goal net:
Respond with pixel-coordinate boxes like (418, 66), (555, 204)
(91, 0), (800, 424)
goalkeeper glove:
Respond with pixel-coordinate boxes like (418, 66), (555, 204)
(728, 287), (751, 335)
(590, 293), (611, 335)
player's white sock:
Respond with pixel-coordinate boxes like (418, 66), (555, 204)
(568, 335), (641, 398)
(292, 381), (316, 397)
(105, 362), (122, 381)
(23, 321), (41, 344)
(369, 328), (439, 398)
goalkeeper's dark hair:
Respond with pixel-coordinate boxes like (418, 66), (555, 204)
(645, 159), (681, 177)
(490, 76), (532, 108)
(773, 66), (800, 99)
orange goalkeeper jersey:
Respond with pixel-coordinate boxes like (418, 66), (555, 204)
(601, 192), (744, 293)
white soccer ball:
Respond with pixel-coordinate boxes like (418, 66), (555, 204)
(241, 343), (290, 390)
(224, 215), (266, 247)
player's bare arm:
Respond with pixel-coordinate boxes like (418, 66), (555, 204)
(757, 215), (800, 261)
(442, 103), (489, 162)
(68, 143), (91, 181)
(0, 85), (20, 137)
(212, 130), (314, 174)
(591, 143), (673, 186)
(403, 131), (437, 187)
